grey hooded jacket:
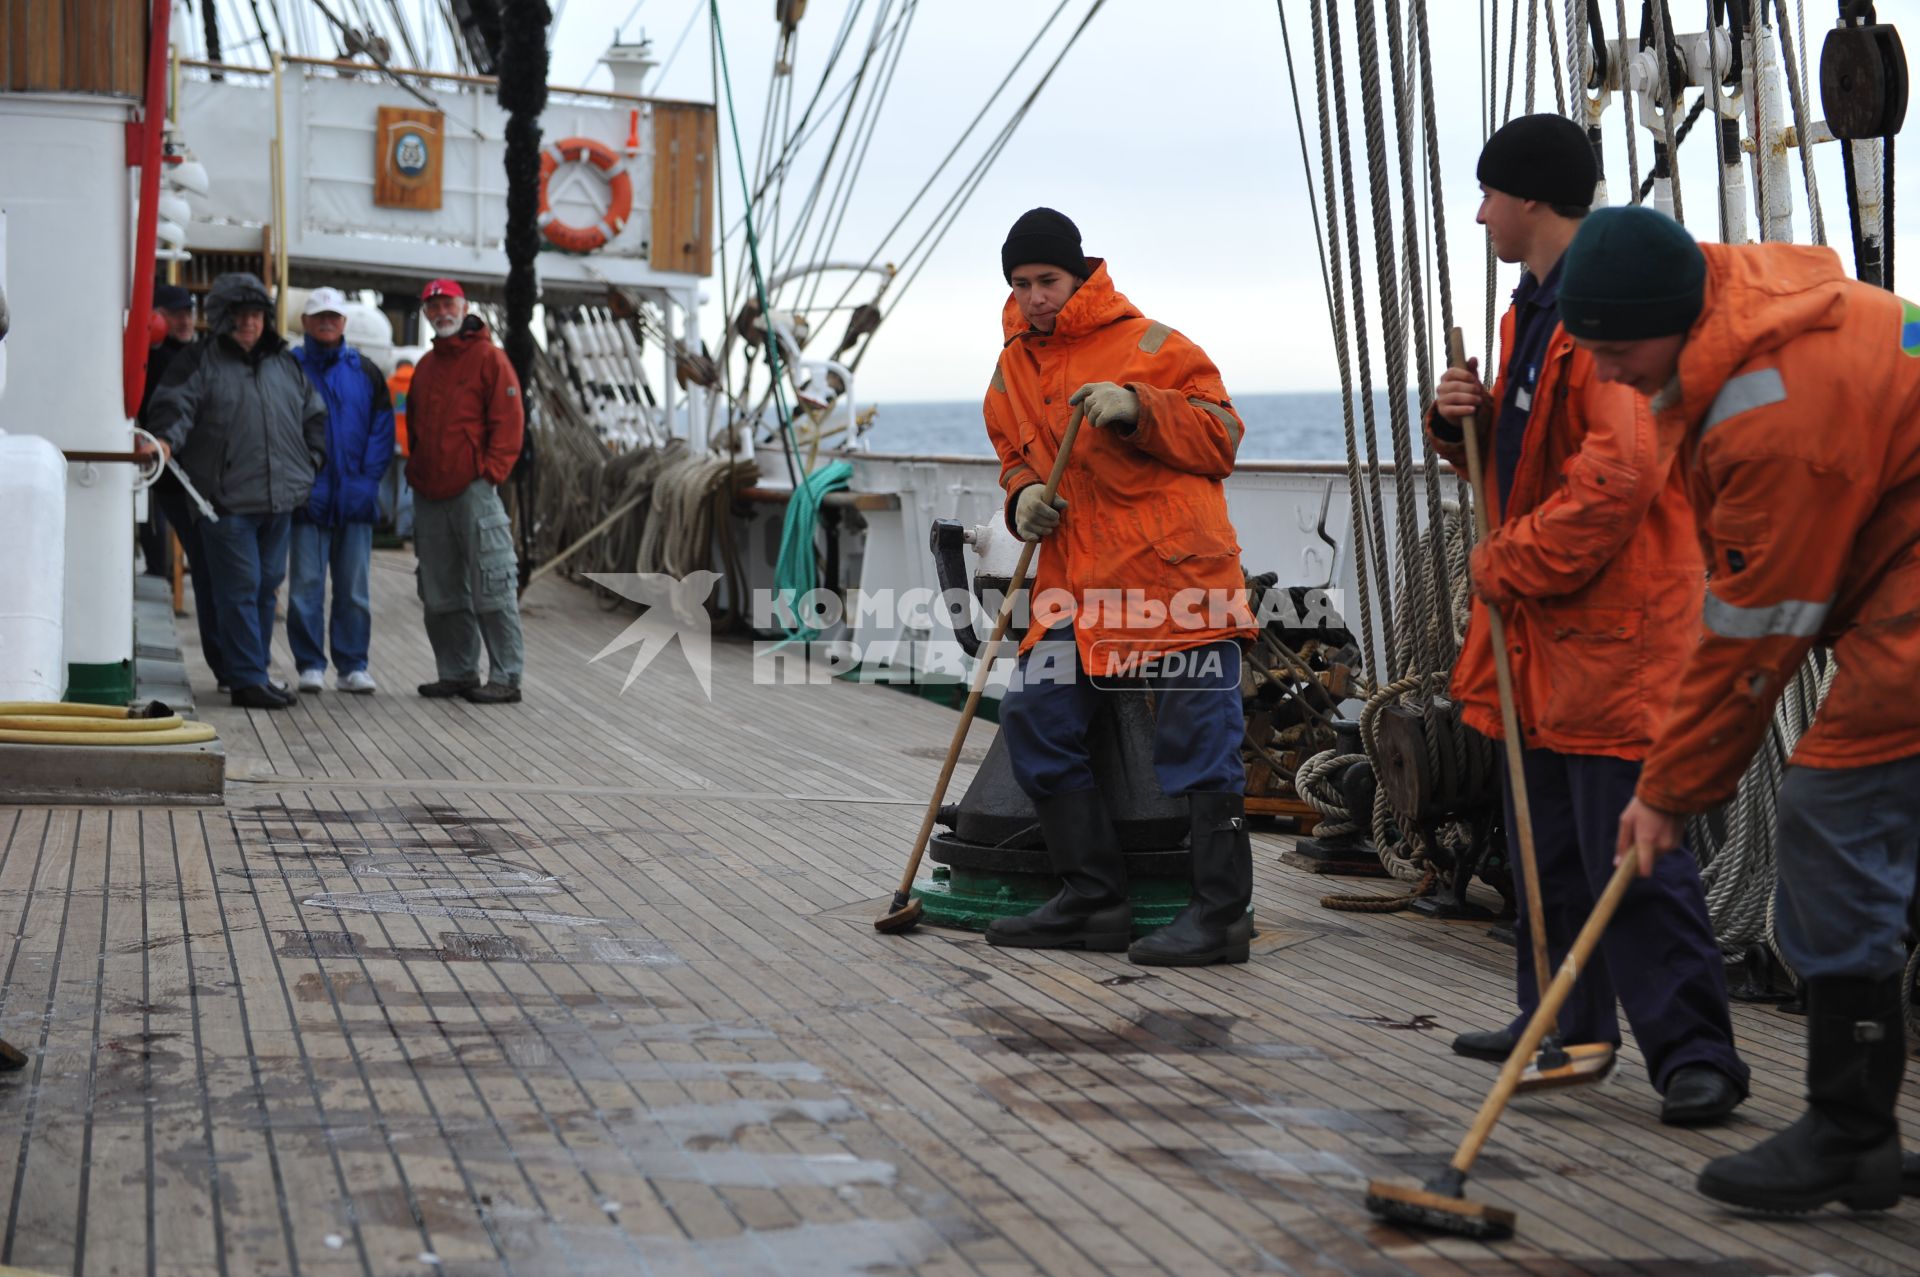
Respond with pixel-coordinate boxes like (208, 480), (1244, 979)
(146, 272), (327, 517)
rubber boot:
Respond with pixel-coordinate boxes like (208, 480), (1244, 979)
(1128, 791), (1254, 967)
(985, 789), (1131, 951)
(1697, 974), (1904, 1213)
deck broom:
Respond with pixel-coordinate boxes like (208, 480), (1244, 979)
(1366, 851), (1641, 1238)
(876, 404), (1086, 934)
(1445, 328), (1614, 1093)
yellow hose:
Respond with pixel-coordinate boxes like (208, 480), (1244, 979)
(0, 702), (218, 746)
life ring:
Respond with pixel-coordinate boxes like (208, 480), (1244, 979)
(537, 137), (634, 254)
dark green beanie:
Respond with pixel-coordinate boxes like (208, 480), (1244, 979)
(1558, 206), (1707, 340)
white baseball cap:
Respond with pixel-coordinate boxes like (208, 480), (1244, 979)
(303, 286), (350, 317)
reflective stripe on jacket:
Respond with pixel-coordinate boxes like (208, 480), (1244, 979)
(982, 260), (1253, 670)
(1638, 243), (1920, 814)
(1430, 308), (1702, 759)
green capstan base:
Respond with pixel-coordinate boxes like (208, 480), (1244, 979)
(65, 659), (133, 707)
(910, 864), (1191, 935)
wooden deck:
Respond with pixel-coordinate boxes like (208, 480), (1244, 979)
(2, 548), (1918, 1275)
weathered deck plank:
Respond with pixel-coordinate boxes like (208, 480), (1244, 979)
(0, 553), (1917, 1274)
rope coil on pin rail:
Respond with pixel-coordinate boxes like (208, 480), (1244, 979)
(537, 136), (634, 254)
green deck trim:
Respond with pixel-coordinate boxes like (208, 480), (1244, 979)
(64, 659), (132, 707)
(911, 864), (1190, 934)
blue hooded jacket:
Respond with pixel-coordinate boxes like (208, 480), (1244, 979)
(292, 338), (395, 525)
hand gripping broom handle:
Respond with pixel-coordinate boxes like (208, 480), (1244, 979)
(1447, 327), (1553, 1006)
(886, 404), (1087, 905)
(1449, 852), (1640, 1174)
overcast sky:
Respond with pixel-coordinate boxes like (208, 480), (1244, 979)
(545, 0), (1920, 405)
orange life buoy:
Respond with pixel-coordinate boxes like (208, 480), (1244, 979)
(537, 137), (634, 254)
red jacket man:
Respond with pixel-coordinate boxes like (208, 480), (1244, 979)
(1427, 116), (1744, 1127)
(1568, 207), (1920, 1216)
(407, 312), (523, 501)
(407, 278), (527, 704)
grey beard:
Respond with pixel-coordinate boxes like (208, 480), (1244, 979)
(430, 317), (462, 338)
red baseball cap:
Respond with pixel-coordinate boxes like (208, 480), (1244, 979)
(421, 278), (466, 301)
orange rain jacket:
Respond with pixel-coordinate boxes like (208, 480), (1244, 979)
(1430, 306), (1703, 759)
(1637, 244), (1920, 815)
(983, 260), (1254, 670)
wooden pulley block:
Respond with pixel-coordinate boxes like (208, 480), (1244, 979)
(1374, 704), (1437, 821)
(1823, 11), (1909, 140)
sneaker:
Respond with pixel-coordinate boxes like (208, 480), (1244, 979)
(298, 668), (326, 694)
(461, 682), (522, 705)
(337, 670), (377, 694)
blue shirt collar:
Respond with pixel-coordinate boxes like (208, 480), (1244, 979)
(1512, 257), (1564, 312)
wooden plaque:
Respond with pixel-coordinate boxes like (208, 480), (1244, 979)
(374, 106), (443, 210)
(650, 102), (715, 276)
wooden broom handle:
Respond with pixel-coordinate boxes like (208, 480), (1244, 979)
(892, 404), (1087, 896)
(1451, 853), (1640, 1173)
(1446, 327), (1553, 1007)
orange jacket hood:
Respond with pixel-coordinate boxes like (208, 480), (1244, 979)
(1672, 244), (1849, 425)
(999, 259), (1139, 344)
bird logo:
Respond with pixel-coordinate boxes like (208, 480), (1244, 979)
(582, 571), (722, 699)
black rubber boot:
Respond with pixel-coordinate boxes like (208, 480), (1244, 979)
(1697, 974), (1904, 1214)
(986, 789), (1131, 951)
(1128, 791), (1254, 967)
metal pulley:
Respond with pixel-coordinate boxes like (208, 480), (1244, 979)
(1822, 3), (1909, 140)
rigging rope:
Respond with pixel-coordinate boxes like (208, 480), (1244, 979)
(1301, 0), (1384, 683)
(1324, 0), (1404, 678)
(861, 0), (1109, 348)
(1648, 0), (1687, 223)
(1773, 0), (1827, 245)
(711, 0), (804, 488)
(1615, 0), (1642, 199)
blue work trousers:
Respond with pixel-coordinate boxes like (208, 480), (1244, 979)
(381, 456), (414, 538)
(150, 478), (229, 685)
(287, 520), (373, 675)
(196, 511), (292, 692)
(1774, 756), (1920, 982)
(1503, 748), (1748, 1094)
(997, 631), (1245, 800)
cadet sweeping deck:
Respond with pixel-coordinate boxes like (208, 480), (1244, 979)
(0, 552), (1916, 1274)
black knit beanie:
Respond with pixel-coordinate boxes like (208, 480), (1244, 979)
(1476, 113), (1597, 207)
(1559, 206), (1707, 341)
(1001, 208), (1087, 283)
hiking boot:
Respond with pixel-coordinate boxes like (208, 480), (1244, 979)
(419, 678), (480, 698)
(1697, 974), (1904, 1213)
(461, 682), (522, 705)
(987, 789), (1132, 951)
(1129, 791), (1254, 967)
(231, 683), (291, 710)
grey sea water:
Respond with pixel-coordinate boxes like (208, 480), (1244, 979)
(860, 391), (1426, 461)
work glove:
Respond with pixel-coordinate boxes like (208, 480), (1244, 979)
(1014, 484), (1068, 542)
(1069, 381), (1140, 431)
